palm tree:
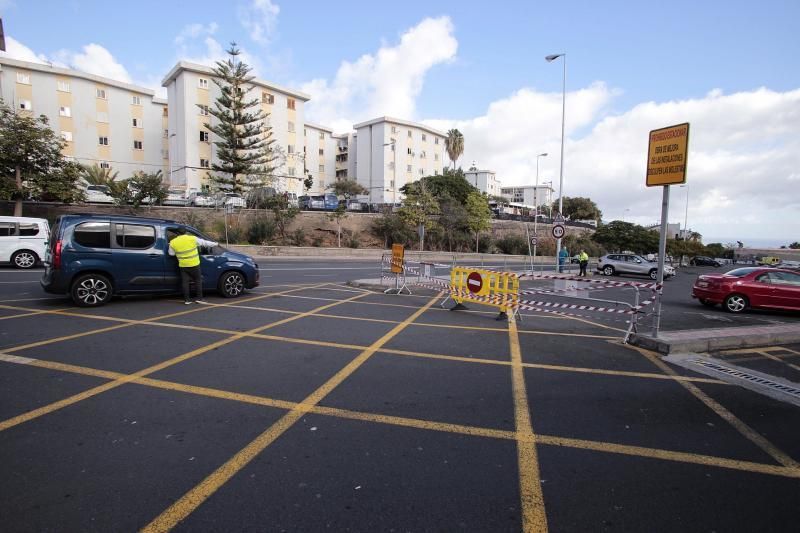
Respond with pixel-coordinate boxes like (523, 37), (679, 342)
(80, 164), (118, 185)
(445, 129), (464, 169)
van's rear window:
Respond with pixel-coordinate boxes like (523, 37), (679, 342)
(18, 223), (40, 236)
(74, 222), (111, 248)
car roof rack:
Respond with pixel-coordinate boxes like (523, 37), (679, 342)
(61, 213), (179, 224)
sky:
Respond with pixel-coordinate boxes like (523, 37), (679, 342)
(2, 0), (799, 247)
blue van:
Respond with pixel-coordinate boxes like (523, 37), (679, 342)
(324, 193), (339, 211)
(41, 214), (259, 307)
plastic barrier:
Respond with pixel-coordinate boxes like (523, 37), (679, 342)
(449, 267), (519, 319)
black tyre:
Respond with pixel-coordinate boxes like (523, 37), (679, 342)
(218, 271), (245, 298)
(723, 293), (748, 313)
(602, 265), (614, 276)
(699, 299), (716, 307)
(71, 273), (112, 307)
(11, 250), (38, 269)
(649, 269), (658, 280)
(689, 260), (696, 266)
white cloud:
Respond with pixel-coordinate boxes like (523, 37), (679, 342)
(173, 22), (264, 77)
(53, 43), (132, 83)
(0, 36), (50, 64)
(175, 22), (219, 46)
(302, 16), (458, 129)
(239, 0), (280, 45)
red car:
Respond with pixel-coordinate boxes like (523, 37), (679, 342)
(692, 267), (800, 313)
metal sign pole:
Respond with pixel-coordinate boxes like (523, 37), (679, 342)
(652, 185), (670, 336)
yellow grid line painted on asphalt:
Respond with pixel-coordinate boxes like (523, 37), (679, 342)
(754, 350), (800, 372)
(627, 344), (800, 469)
(0, 289), (367, 433)
(1, 352), (793, 481)
(0, 307), (72, 321)
(140, 292), (443, 532)
(508, 316), (548, 532)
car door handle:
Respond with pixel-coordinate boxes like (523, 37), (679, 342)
(148, 253), (161, 258)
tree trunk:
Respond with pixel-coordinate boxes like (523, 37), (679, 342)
(475, 232), (479, 253)
(337, 223), (341, 248)
(14, 165), (23, 216)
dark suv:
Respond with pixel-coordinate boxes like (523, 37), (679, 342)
(41, 214), (259, 307)
(689, 256), (722, 267)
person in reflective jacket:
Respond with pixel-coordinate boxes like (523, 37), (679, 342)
(168, 227), (217, 304)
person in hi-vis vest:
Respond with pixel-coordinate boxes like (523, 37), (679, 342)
(168, 228), (218, 304)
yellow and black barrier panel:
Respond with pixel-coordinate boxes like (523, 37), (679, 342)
(450, 267), (519, 320)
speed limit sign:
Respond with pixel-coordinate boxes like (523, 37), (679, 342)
(552, 225), (565, 239)
(530, 236), (538, 246)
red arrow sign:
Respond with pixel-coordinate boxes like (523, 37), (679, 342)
(467, 271), (483, 293)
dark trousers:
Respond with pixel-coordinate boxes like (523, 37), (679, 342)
(579, 261), (588, 276)
(180, 266), (203, 302)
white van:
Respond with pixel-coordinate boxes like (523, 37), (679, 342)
(0, 216), (50, 269)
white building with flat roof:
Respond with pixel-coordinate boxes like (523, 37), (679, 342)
(302, 122), (337, 195)
(465, 168), (501, 197)
(351, 117), (446, 204)
(500, 184), (554, 210)
(0, 57), (168, 180)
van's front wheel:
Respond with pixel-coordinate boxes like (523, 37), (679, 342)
(12, 250), (38, 269)
(219, 271), (245, 298)
(71, 273), (112, 307)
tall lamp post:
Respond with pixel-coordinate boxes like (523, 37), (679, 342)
(532, 152), (548, 264)
(680, 183), (689, 240)
(546, 52), (566, 271)
(383, 140), (397, 206)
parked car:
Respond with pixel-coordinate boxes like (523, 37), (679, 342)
(597, 253), (676, 280)
(692, 267), (800, 313)
(300, 195), (326, 210)
(689, 255), (722, 267)
(214, 192), (246, 208)
(84, 184), (114, 204)
(0, 216), (50, 269)
(40, 214), (259, 307)
(758, 256), (782, 266)
(287, 192), (299, 208)
(162, 189), (188, 206)
(187, 191), (215, 207)
(339, 199), (363, 212)
(323, 193), (339, 211)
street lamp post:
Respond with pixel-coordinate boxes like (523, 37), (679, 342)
(532, 152), (548, 267)
(546, 52), (566, 271)
(680, 183), (689, 240)
(383, 140), (397, 206)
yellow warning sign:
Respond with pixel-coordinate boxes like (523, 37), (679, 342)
(646, 123), (690, 187)
(390, 244), (404, 274)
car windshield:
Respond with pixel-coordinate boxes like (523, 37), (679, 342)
(88, 185), (109, 192)
(168, 190), (182, 195)
(724, 268), (761, 277)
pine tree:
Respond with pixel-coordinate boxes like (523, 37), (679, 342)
(204, 43), (279, 193)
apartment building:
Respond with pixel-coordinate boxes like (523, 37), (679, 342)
(302, 123), (337, 194)
(500, 184), (554, 209)
(0, 57), (168, 179)
(350, 117), (446, 204)
(161, 61), (311, 194)
(465, 168), (501, 197)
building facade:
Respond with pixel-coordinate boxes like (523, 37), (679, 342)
(302, 123), (337, 195)
(465, 169), (501, 197)
(0, 57), (168, 180)
(500, 185), (554, 209)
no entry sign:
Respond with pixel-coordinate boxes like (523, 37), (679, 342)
(467, 271), (483, 293)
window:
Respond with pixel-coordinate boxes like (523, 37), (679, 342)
(198, 78), (209, 89)
(161, 149), (169, 159)
(115, 224), (155, 249)
(319, 131), (325, 140)
(199, 105), (209, 116)
(434, 170), (439, 176)
(388, 161), (395, 169)
(319, 164), (325, 173)
(318, 148), (324, 156)
(419, 169), (425, 175)
(288, 121), (295, 132)
(420, 150), (426, 159)
(0, 222), (16, 236)
(407, 147), (412, 155)
(162, 108), (168, 117)
(100, 161), (110, 169)
(408, 130), (412, 138)
(57, 81), (70, 92)
(288, 166), (296, 176)
(132, 95), (142, 105)
(132, 118), (142, 128)
(200, 158), (210, 168)
(422, 134), (427, 142)
(134, 140), (143, 150)
(16, 72), (31, 84)
(199, 131), (209, 142)
(304, 128), (307, 137)
(262, 92), (274, 104)
(97, 111), (109, 123)
(19, 100), (32, 111)
(61, 131), (73, 142)
(391, 126), (398, 134)
(407, 165), (412, 172)
(434, 138), (439, 145)
(59, 106), (71, 117)
(163, 129), (169, 138)
(98, 136), (109, 146)
(74, 222), (111, 249)
(287, 144), (295, 154)
(434, 154), (439, 161)
(96, 88), (107, 99)
(287, 98), (296, 110)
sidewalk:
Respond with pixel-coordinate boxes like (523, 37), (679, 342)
(632, 323), (800, 354)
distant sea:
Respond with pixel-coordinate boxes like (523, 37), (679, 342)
(705, 237), (793, 249)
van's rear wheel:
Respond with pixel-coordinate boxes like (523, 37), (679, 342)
(71, 273), (112, 307)
(219, 271), (245, 298)
(12, 250), (38, 269)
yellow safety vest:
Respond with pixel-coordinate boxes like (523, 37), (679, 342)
(579, 252), (589, 262)
(170, 234), (200, 268)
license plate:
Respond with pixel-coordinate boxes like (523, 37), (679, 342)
(697, 281), (708, 288)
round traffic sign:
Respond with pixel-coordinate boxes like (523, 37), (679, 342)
(552, 225), (565, 239)
(466, 271), (483, 294)
(530, 236), (538, 246)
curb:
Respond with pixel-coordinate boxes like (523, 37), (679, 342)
(631, 324), (800, 354)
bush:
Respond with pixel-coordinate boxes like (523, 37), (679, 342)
(290, 228), (307, 246)
(495, 234), (528, 255)
(345, 230), (361, 249)
(180, 211), (207, 233)
(211, 218), (245, 244)
(312, 236), (324, 247)
(247, 217), (276, 244)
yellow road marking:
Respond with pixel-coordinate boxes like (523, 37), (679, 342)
(627, 344), (800, 469)
(140, 293), (442, 532)
(1, 352), (794, 481)
(754, 350), (800, 372)
(508, 317), (548, 532)
(0, 290), (366, 433)
(0, 308), (72, 321)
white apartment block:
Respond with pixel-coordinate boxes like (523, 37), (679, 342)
(351, 117), (446, 204)
(161, 61), (311, 194)
(0, 57), (168, 180)
(302, 123), (336, 194)
(465, 168), (501, 197)
(500, 185), (554, 209)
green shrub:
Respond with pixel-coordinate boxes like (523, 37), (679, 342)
(494, 234), (528, 255)
(312, 236), (324, 247)
(290, 228), (307, 246)
(247, 217), (276, 244)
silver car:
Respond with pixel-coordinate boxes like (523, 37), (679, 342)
(597, 253), (676, 280)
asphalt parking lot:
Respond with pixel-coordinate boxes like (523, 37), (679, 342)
(1, 261), (799, 532)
